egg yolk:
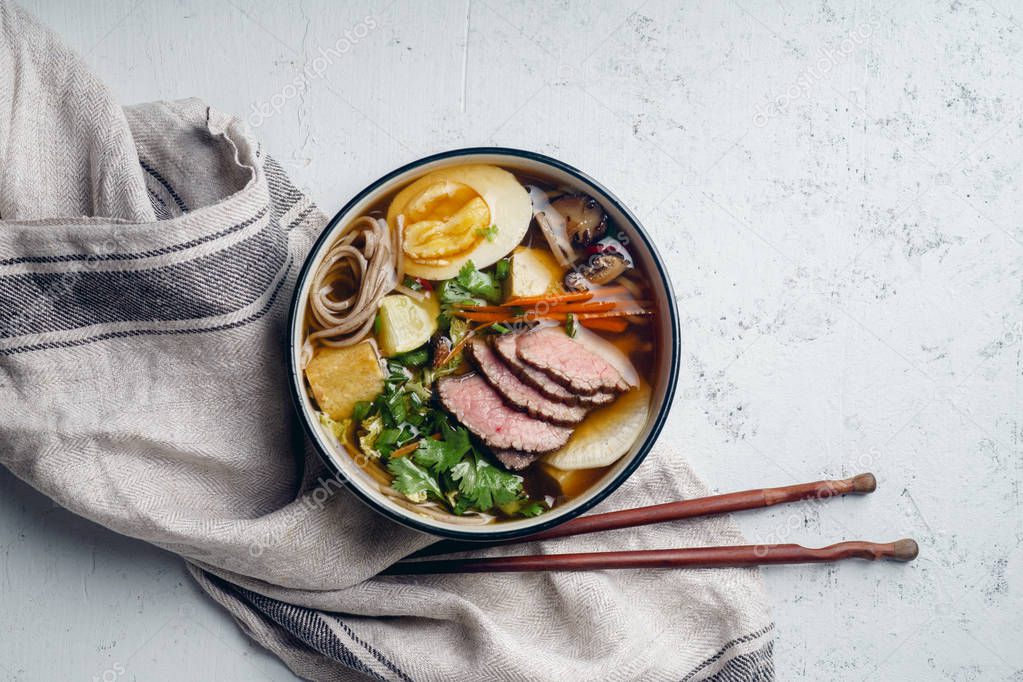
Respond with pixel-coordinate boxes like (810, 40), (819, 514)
(397, 180), (491, 263)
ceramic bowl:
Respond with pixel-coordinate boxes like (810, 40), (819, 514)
(288, 147), (680, 540)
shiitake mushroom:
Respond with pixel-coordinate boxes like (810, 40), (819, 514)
(551, 194), (607, 247)
(563, 252), (630, 290)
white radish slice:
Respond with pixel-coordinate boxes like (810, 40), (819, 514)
(571, 324), (640, 387)
(543, 382), (651, 470)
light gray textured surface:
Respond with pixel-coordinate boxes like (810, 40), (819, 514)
(3, 0), (1021, 680)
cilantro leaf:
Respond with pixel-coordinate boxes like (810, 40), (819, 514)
(518, 500), (548, 517)
(475, 224), (499, 242)
(387, 456), (444, 503)
(450, 452), (525, 511)
(455, 261), (502, 304)
(437, 278), (481, 307)
(437, 279), (482, 332)
(413, 425), (472, 474)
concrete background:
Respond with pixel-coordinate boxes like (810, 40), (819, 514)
(3, 0), (1022, 679)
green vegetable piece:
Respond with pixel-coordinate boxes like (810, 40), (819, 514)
(387, 457), (444, 503)
(352, 400), (372, 423)
(393, 346), (430, 368)
(412, 425), (472, 474)
(565, 312), (577, 338)
(448, 317), (471, 345)
(475, 224), (499, 242)
(437, 279), (481, 307)
(405, 378), (432, 402)
(494, 257), (510, 281)
(450, 452), (525, 512)
(358, 414), (385, 457)
(455, 260), (502, 304)
(317, 412), (350, 440)
(517, 500), (548, 517)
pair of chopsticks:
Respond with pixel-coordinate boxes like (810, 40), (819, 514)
(383, 472), (919, 575)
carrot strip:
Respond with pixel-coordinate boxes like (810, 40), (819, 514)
(545, 310), (652, 321)
(585, 285), (631, 300)
(390, 441), (421, 459)
(502, 290), (593, 307)
(545, 301), (619, 314)
(580, 318), (629, 332)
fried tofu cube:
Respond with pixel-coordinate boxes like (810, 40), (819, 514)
(304, 340), (384, 420)
(505, 246), (565, 299)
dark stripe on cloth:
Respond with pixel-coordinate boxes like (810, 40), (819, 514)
(230, 586), (381, 680)
(0, 258), (292, 355)
(140, 157), (189, 213)
(0, 208), (267, 267)
(263, 155), (305, 221)
(147, 188), (173, 220)
(705, 641), (774, 682)
(334, 619), (415, 682)
(0, 214), (286, 338)
(681, 622), (775, 682)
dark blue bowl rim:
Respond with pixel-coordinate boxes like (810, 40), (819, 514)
(287, 147), (681, 541)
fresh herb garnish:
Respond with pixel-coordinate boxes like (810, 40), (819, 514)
(387, 456), (444, 503)
(450, 452), (525, 511)
(475, 224), (499, 241)
(435, 261), (504, 333)
(455, 260), (502, 304)
(518, 500), (548, 517)
(412, 423), (471, 474)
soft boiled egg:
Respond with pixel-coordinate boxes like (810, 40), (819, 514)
(386, 164), (532, 280)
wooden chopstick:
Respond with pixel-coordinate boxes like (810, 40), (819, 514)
(383, 540), (919, 575)
(411, 473), (878, 559)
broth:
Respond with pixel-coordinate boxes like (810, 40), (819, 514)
(302, 163), (659, 524)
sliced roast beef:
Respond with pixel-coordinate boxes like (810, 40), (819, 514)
(491, 333), (614, 407)
(437, 373), (572, 453)
(466, 338), (588, 425)
(492, 449), (540, 471)
(516, 327), (630, 395)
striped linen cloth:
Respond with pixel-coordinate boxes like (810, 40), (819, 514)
(0, 3), (774, 680)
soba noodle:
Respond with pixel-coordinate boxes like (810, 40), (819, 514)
(306, 216), (396, 355)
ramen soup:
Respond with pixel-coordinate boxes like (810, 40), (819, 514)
(301, 164), (657, 525)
